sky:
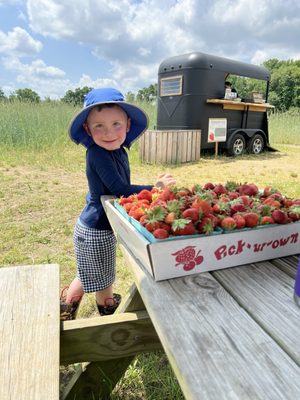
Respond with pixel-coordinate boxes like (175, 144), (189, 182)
(0, 0), (300, 100)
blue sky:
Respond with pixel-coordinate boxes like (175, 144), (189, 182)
(0, 0), (300, 99)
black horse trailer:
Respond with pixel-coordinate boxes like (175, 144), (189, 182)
(156, 52), (274, 156)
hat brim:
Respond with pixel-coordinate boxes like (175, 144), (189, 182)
(68, 101), (149, 149)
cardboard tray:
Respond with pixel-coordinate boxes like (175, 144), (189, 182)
(106, 200), (300, 281)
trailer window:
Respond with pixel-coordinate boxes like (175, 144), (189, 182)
(160, 76), (183, 96)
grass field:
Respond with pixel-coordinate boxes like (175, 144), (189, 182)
(0, 101), (300, 399)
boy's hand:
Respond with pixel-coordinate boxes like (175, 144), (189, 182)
(155, 173), (176, 189)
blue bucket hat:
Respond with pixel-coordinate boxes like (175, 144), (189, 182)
(68, 88), (149, 148)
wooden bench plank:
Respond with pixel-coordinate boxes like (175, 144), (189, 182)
(121, 244), (300, 400)
(60, 310), (162, 364)
(212, 258), (300, 365)
(0, 264), (60, 400)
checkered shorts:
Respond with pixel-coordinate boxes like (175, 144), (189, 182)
(74, 223), (117, 293)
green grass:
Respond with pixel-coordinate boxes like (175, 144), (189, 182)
(1, 101), (300, 399)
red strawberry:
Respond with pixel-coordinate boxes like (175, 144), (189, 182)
(145, 221), (161, 232)
(182, 207), (200, 222)
(287, 206), (300, 222)
(238, 183), (259, 196)
(196, 217), (214, 234)
(191, 198), (212, 216)
(230, 203), (247, 215)
(172, 219), (196, 236)
(228, 191), (239, 200)
(137, 189), (153, 202)
(157, 187), (176, 202)
(243, 212), (259, 228)
(263, 186), (277, 197)
(203, 182), (215, 190)
(232, 214), (246, 229)
(129, 207), (145, 221)
(221, 217), (236, 231)
(153, 228), (169, 239)
(261, 216), (275, 225)
(239, 195), (252, 207)
(272, 209), (289, 224)
(213, 184), (228, 196)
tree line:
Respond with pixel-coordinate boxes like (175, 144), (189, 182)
(1, 59), (299, 112)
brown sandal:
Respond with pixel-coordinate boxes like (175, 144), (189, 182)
(60, 286), (83, 321)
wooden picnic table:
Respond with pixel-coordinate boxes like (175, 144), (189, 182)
(3, 252), (299, 399)
(61, 246), (300, 399)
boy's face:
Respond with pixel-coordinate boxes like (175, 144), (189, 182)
(84, 105), (131, 150)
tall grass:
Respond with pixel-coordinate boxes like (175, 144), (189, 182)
(1, 101), (299, 152)
(269, 109), (300, 144)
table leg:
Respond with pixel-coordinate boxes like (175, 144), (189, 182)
(61, 283), (160, 400)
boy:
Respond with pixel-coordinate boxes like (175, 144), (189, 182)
(60, 88), (175, 320)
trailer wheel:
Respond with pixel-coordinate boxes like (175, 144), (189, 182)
(248, 134), (265, 154)
(228, 133), (246, 156)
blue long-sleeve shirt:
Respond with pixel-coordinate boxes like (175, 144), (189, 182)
(79, 144), (153, 230)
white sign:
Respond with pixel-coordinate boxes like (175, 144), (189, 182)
(208, 118), (227, 143)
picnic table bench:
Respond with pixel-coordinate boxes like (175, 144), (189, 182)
(0, 264), (60, 400)
(1, 253), (300, 399)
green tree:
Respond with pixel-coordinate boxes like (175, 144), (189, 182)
(264, 59), (300, 111)
(0, 88), (6, 101)
(61, 86), (92, 106)
(125, 91), (135, 102)
(13, 88), (40, 103)
(136, 83), (157, 102)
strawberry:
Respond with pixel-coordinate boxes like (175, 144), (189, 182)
(153, 228), (169, 239)
(145, 221), (161, 232)
(263, 186), (277, 197)
(139, 215), (149, 225)
(228, 191), (239, 200)
(196, 217), (214, 234)
(202, 182), (215, 190)
(129, 207), (145, 221)
(191, 197), (212, 216)
(243, 212), (259, 228)
(171, 219), (196, 236)
(230, 202), (247, 215)
(237, 183), (259, 196)
(164, 212), (177, 225)
(239, 195), (252, 207)
(272, 209), (289, 224)
(287, 205), (300, 222)
(232, 214), (246, 229)
(221, 217), (236, 231)
(213, 184), (228, 196)
(182, 207), (200, 222)
(261, 216), (275, 225)
(262, 197), (281, 208)
(137, 189), (153, 202)
(157, 187), (176, 202)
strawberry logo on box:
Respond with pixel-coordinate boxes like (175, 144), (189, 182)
(172, 246), (204, 271)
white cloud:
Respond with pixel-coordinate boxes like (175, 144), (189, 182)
(2, 0), (300, 99)
(0, 26), (42, 57)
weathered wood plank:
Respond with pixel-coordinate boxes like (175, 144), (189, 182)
(121, 245), (300, 400)
(212, 258), (300, 365)
(0, 264), (60, 400)
(60, 310), (162, 364)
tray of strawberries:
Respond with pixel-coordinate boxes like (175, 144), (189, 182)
(114, 182), (300, 243)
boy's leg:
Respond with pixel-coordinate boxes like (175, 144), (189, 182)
(96, 285), (114, 306)
(65, 277), (84, 304)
